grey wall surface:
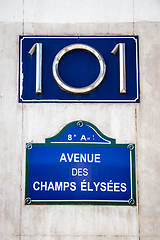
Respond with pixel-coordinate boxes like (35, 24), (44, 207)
(0, 1), (160, 239)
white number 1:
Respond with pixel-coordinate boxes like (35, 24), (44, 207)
(28, 43), (42, 94)
(111, 43), (126, 94)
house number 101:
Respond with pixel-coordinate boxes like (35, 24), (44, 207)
(28, 43), (126, 95)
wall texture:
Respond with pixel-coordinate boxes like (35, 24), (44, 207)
(0, 1), (160, 239)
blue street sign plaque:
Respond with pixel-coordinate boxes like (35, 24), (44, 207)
(25, 121), (136, 205)
(19, 36), (140, 103)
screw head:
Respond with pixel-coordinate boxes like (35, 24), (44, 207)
(25, 197), (32, 205)
(26, 143), (32, 150)
(127, 144), (134, 151)
(77, 121), (83, 127)
(128, 198), (135, 205)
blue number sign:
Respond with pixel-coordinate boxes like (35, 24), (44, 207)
(25, 121), (136, 205)
(19, 36), (139, 103)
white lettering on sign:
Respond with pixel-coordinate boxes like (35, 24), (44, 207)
(120, 183), (127, 192)
(41, 181), (47, 191)
(80, 180), (127, 192)
(93, 182), (100, 191)
(33, 181), (127, 193)
(33, 181), (40, 191)
(80, 135), (87, 141)
(71, 168), (88, 176)
(33, 181), (76, 191)
(59, 153), (101, 163)
(68, 134), (72, 141)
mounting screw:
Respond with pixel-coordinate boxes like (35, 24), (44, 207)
(25, 197), (32, 205)
(128, 198), (135, 205)
(26, 143), (32, 150)
(127, 144), (134, 151)
(77, 121), (83, 128)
